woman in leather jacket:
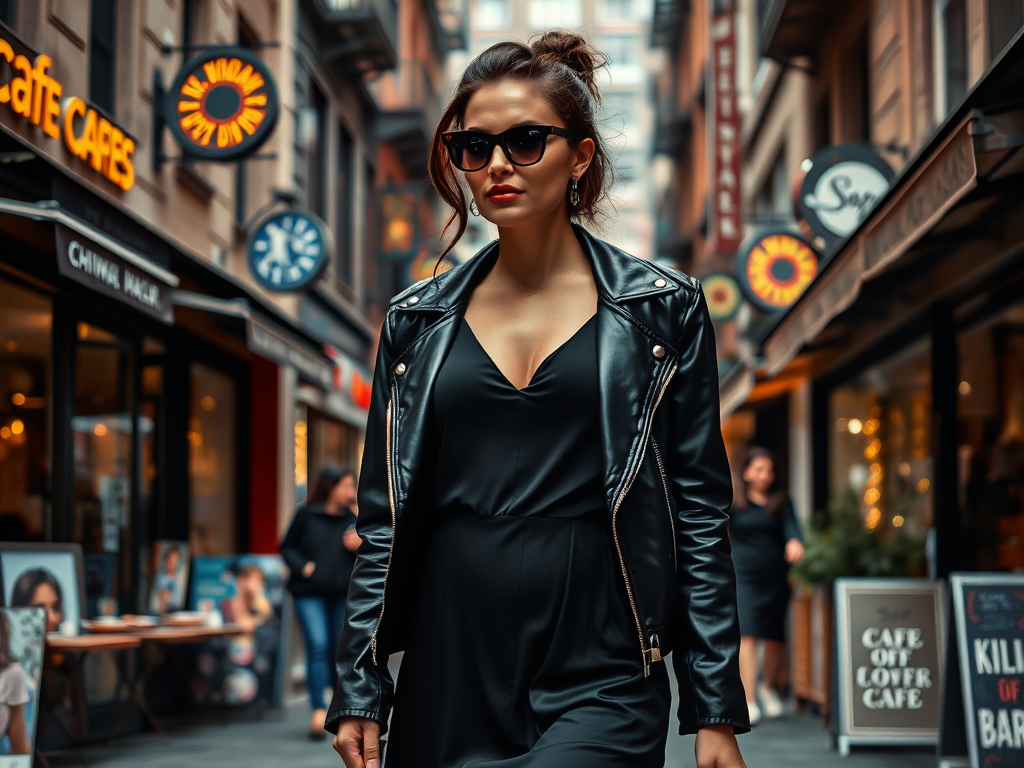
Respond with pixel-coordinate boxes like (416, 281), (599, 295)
(328, 31), (749, 768)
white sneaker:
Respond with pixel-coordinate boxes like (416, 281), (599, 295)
(759, 684), (785, 718)
(747, 701), (761, 726)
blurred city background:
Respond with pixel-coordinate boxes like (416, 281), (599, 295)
(0, 0), (1021, 765)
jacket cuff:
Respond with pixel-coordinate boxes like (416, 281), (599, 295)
(324, 708), (388, 736)
(678, 716), (752, 736)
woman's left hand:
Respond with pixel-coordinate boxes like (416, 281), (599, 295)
(695, 725), (746, 768)
(344, 527), (362, 552)
(785, 538), (804, 564)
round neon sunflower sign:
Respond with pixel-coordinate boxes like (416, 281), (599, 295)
(166, 48), (279, 161)
(735, 230), (819, 313)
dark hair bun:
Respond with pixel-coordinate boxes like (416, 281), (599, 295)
(530, 30), (606, 103)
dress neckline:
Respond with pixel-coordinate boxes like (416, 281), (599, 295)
(462, 314), (596, 392)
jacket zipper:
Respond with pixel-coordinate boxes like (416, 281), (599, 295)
(650, 436), (677, 571)
(370, 383), (399, 666)
(610, 359), (678, 677)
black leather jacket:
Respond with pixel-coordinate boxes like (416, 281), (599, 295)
(326, 223), (749, 737)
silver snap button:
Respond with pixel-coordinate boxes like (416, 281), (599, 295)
(653, 345), (666, 359)
(395, 363), (407, 376)
(654, 278), (667, 288)
(406, 296), (419, 305)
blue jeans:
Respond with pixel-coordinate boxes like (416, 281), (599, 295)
(294, 595), (347, 710)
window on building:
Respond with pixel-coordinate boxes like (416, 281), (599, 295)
(813, 91), (832, 150)
(600, 34), (640, 68)
(829, 339), (934, 542)
(600, 0), (640, 22)
(306, 83), (329, 220)
(182, 0), (196, 52)
(753, 153), (791, 225)
(477, 0), (510, 29)
(189, 363), (237, 556)
(600, 92), (638, 137)
(336, 121), (355, 292)
(0, 1), (15, 26)
(0, 279), (50, 542)
(611, 150), (644, 201)
(989, 0), (1023, 62)
(957, 299), (1024, 572)
(235, 16), (261, 226)
(937, 0), (968, 114)
(528, 0), (580, 28)
(90, 0), (118, 114)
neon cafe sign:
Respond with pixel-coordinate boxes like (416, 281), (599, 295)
(0, 41), (135, 191)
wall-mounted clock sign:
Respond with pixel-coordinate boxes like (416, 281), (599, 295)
(167, 47), (279, 161)
(248, 210), (331, 292)
(735, 229), (819, 313)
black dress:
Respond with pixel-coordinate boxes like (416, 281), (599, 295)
(384, 314), (672, 768)
(730, 498), (802, 642)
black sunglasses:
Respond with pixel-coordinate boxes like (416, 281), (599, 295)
(441, 125), (575, 172)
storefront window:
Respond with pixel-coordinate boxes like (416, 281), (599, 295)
(73, 323), (134, 608)
(957, 301), (1024, 571)
(189, 363), (237, 555)
(0, 279), (51, 540)
(829, 339), (934, 537)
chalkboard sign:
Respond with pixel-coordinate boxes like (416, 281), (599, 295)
(835, 579), (945, 756)
(946, 574), (1024, 767)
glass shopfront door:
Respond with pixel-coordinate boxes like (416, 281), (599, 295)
(71, 322), (143, 615)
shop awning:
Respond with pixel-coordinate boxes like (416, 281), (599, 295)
(0, 197), (179, 286)
(761, 31), (1024, 378)
(172, 291), (335, 390)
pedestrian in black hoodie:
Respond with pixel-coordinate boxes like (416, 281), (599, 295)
(280, 466), (361, 738)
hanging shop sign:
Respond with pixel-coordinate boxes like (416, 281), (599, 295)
(323, 344), (373, 411)
(166, 48), (279, 161)
(246, 315), (334, 389)
(835, 579), (945, 757)
(0, 32), (135, 190)
(940, 574), (1024, 767)
(404, 233), (453, 288)
(247, 209), (330, 292)
(735, 229), (819, 313)
(705, 2), (742, 258)
(379, 185), (424, 261)
(55, 223), (174, 323)
(701, 273), (742, 320)
(795, 144), (894, 251)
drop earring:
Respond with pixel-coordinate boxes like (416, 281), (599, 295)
(569, 178), (580, 207)
(469, 198), (480, 216)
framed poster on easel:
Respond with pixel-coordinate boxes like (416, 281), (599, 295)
(939, 574), (1024, 768)
(834, 578), (945, 757)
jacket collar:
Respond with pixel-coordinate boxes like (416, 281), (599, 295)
(398, 222), (681, 313)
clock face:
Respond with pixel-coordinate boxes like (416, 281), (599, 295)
(248, 210), (330, 291)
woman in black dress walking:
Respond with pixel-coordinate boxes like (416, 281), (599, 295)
(328, 31), (749, 768)
(731, 447), (804, 725)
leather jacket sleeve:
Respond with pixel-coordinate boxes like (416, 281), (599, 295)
(667, 284), (750, 735)
(325, 312), (397, 735)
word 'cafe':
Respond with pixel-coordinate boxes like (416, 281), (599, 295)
(0, 40), (135, 191)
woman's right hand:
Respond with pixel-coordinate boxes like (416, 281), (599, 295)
(333, 717), (381, 768)
(303, 561), (316, 578)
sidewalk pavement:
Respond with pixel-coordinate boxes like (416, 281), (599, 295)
(44, 697), (937, 768)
